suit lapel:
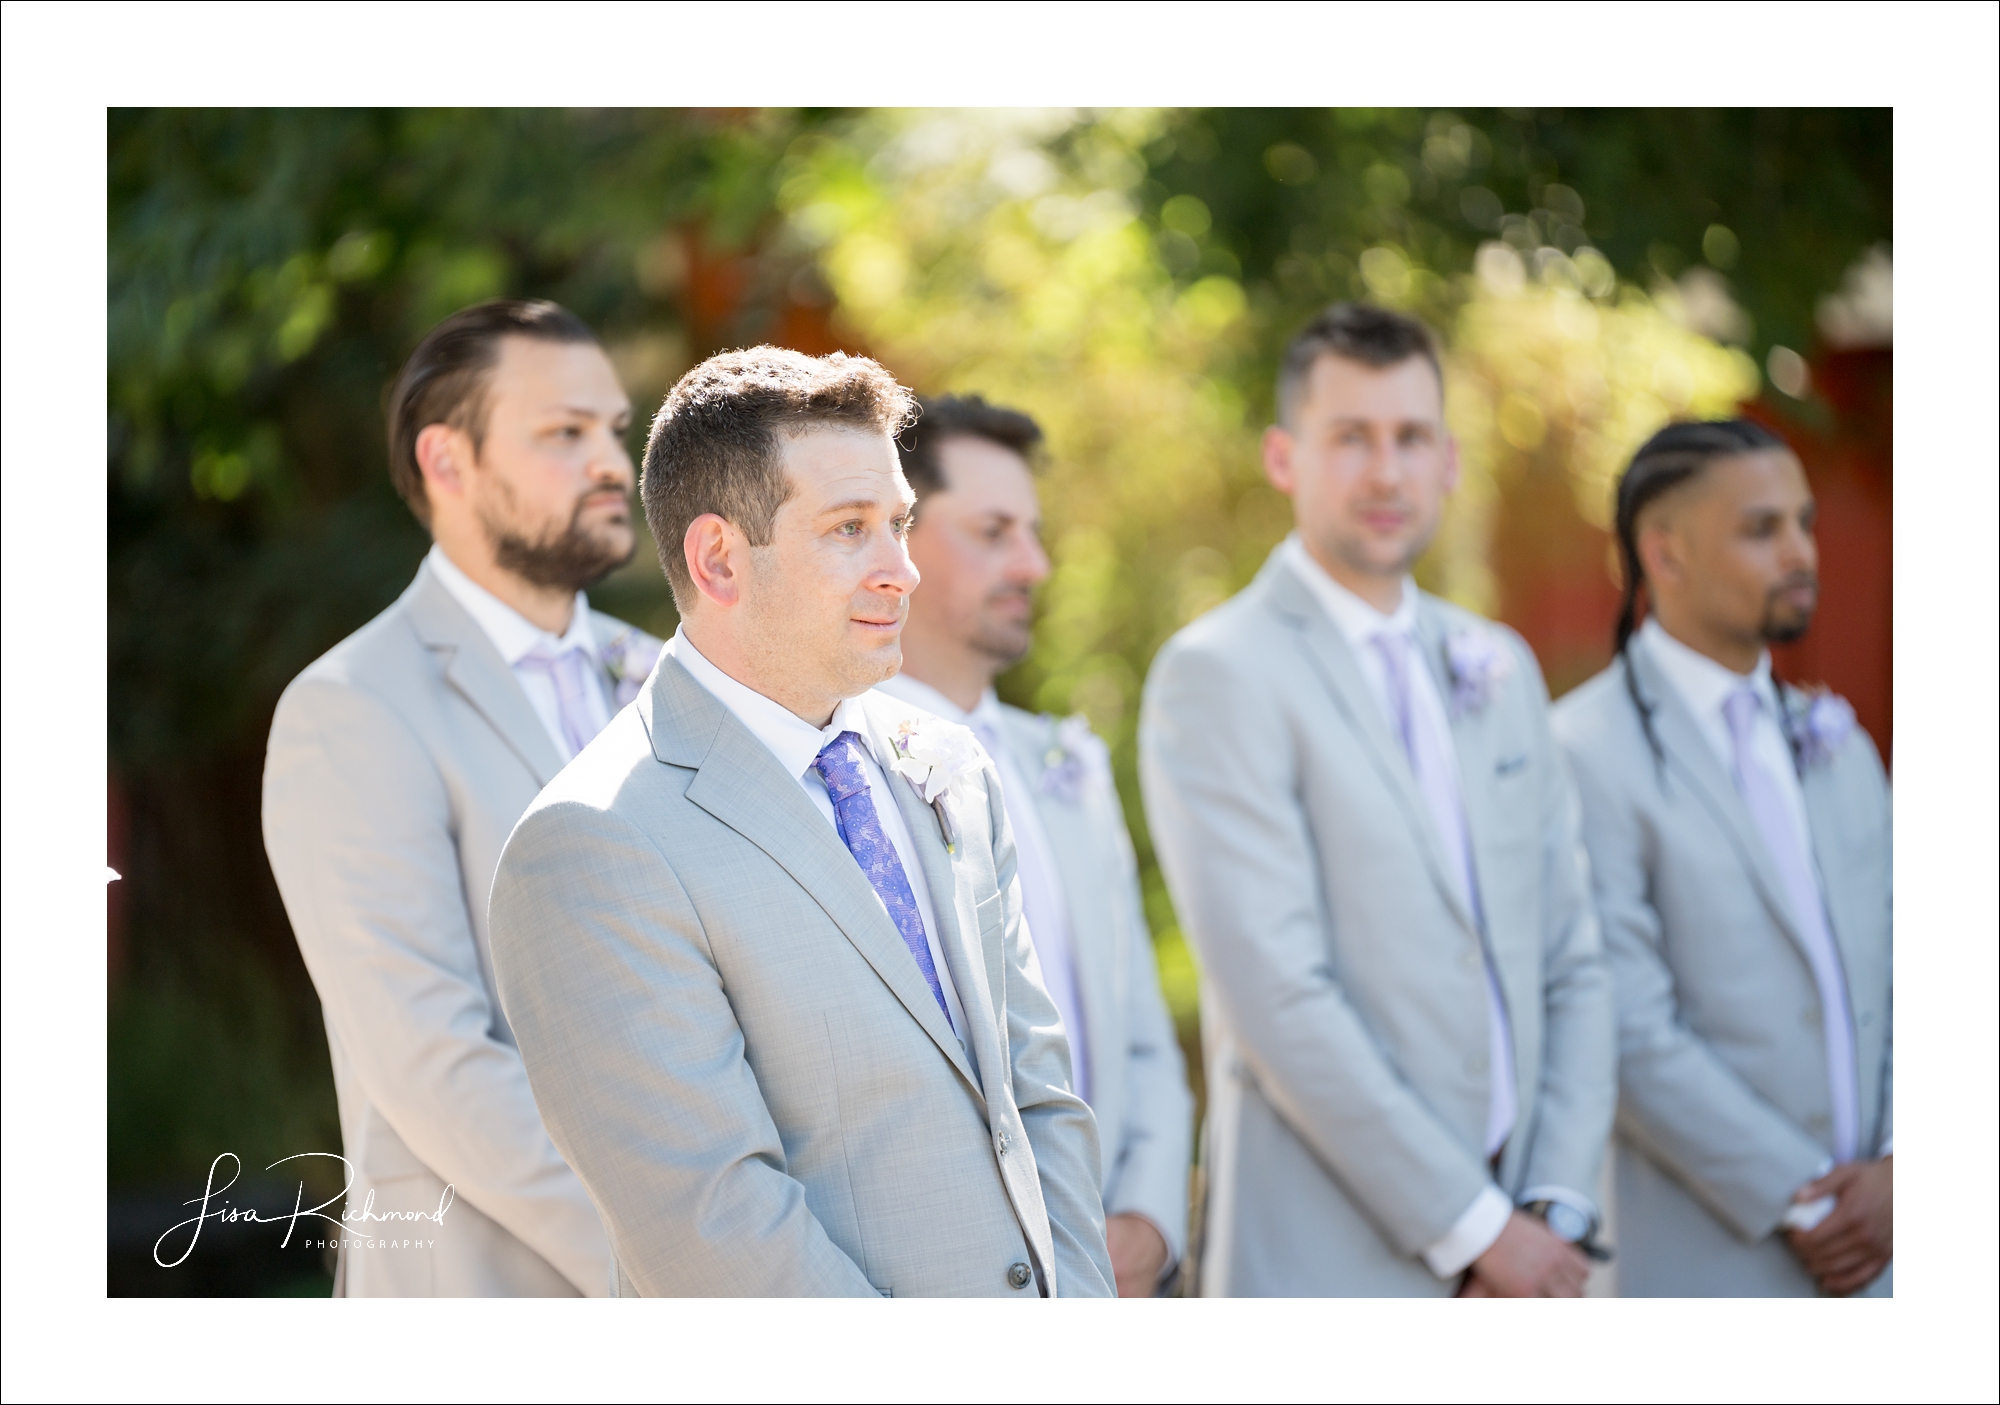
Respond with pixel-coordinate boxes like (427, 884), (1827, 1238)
(857, 693), (1003, 1104)
(1796, 709), (1870, 985)
(1002, 708), (1120, 1100)
(1413, 603), (1507, 909)
(405, 564), (563, 787)
(654, 662), (982, 1095)
(1628, 645), (1820, 965)
(1266, 563), (1479, 936)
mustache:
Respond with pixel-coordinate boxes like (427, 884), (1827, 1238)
(1766, 571), (1818, 599)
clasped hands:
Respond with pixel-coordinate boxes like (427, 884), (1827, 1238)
(1458, 1211), (1591, 1297)
(1785, 1154), (1891, 1296)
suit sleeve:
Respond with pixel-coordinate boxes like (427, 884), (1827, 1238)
(1512, 643), (1618, 1209)
(1140, 638), (1496, 1256)
(1556, 714), (1832, 1241)
(261, 677), (610, 1294)
(487, 796), (879, 1297)
(1098, 788), (1194, 1266)
(989, 769), (1118, 1298)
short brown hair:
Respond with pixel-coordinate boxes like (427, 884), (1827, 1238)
(897, 394), (1044, 501)
(386, 298), (599, 526)
(1276, 302), (1442, 425)
(642, 346), (918, 609)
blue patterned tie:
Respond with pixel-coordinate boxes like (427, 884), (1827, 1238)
(812, 731), (953, 1028)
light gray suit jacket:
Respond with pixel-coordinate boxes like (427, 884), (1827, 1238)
(1552, 645), (1892, 1296)
(1139, 551), (1615, 1296)
(261, 561), (621, 1297)
(995, 704), (1193, 1266)
(485, 657), (1117, 1297)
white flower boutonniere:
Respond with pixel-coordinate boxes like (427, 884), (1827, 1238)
(1444, 626), (1517, 719)
(1783, 687), (1857, 770)
(1038, 713), (1107, 806)
(889, 717), (983, 852)
(600, 628), (665, 708)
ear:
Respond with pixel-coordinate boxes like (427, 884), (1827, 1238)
(1261, 424), (1297, 495)
(1635, 517), (1685, 594)
(1441, 432), (1462, 495)
(684, 512), (746, 608)
(415, 423), (472, 501)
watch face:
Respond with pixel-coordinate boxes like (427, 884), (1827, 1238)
(1546, 1203), (1589, 1243)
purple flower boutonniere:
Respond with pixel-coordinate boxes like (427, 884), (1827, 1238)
(601, 628), (665, 708)
(1038, 714), (1107, 806)
(1786, 688), (1857, 770)
(1444, 627), (1517, 719)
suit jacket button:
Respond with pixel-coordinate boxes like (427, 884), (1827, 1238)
(1007, 1262), (1033, 1289)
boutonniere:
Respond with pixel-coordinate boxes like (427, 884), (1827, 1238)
(1037, 713), (1106, 806)
(1783, 686), (1857, 770)
(888, 717), (983, 853)
(1444, 626), (1517, 718)
(600, 628), (665, 708)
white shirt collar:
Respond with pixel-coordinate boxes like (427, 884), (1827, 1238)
(873, 672), (1003, 731)
(667, 626), (875, 781)
(1639, 616), (1778, 720)
(1279, 534), (1417, 648)
(426, 544), (595, 666)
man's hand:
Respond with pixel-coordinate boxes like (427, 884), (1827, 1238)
(1786, 1156), (1891, 1295)
(1106, 1213), (1169, 1298)
(1463, 1211), (1590, 1297)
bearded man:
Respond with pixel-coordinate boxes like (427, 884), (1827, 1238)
(262, 299), (658, 1296)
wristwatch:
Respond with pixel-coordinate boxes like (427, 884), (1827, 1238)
(1525, 1199), (1612, 1263)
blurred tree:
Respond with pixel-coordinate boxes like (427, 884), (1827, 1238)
(106, 108), (812, 1219)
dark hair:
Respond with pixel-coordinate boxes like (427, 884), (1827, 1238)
(1611, 417), (1788, 770)
(897, 394), (1044, 500)
(641, 346), (919, 610)
(1276, 301), (1442, 424)
(386, 298), (600, 526)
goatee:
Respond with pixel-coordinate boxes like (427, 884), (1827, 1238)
(486, 496), (635, 592)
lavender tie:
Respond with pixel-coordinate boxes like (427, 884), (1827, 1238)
(1722, 687), (1858, 1162)
(1373, 630), (1517, 1157)
(516, 646), (599, 758)
(813, 731), (953, 1028)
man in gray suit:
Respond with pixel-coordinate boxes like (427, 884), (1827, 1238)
(486, 348), (1115, 1297)
(1552, 420), (1892, 1296)
(263, 300), (654, 1295)
(876, 395), (1193, 1296)
(1140, 303), (1615, 1296)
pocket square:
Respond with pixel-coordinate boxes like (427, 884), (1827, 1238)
(1494, 754), (1530, 777)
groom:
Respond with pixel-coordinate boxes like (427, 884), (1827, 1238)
(487, 346), (1115, 1296)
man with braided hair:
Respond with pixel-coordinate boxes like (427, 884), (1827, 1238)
(1552, 420), (1892, 1296)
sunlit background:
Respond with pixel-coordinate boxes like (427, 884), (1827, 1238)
(108, 108), (1890, 1294)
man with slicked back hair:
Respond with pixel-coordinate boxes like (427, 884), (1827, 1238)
(263, 298), (652, 1297)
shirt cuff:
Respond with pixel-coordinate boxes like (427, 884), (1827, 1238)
(1518, 1183), (1600, 1235)
(1878, 1136), (1892, 1158)
(1779, 1156), (1838, 1232)
(1422, 1185), (1513, 1278)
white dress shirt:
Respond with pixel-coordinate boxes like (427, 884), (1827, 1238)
(1282, 538), (1542, 1276)
(667, 629), (974, 1063)
(875, 673), (1091, 1103)
(1639, 618), (1866, 1219)
(427, 545), (610, 762)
